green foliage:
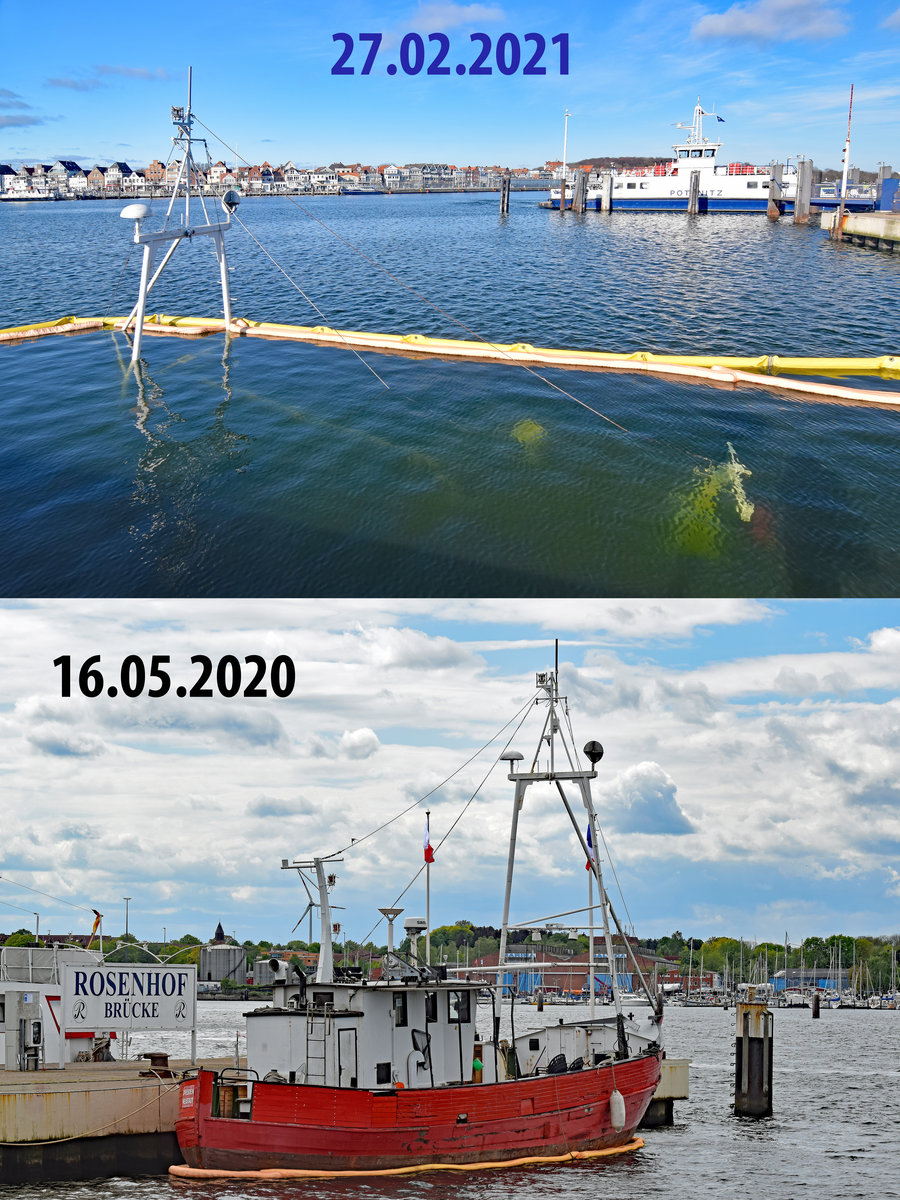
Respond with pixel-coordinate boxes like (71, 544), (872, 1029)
(3, 928), (42, 947)
(180, 934), (201, 945)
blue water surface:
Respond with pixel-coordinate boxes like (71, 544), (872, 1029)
(1, 194), (898, 596)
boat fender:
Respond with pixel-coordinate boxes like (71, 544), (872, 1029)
(609, 1089), (626, 1132)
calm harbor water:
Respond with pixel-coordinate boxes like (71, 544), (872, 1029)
(2, 193), (899, 596)
(2, 1002), (898, 1198)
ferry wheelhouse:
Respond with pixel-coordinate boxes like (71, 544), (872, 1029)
(175, 665), (664, 1176)
(548, 100), (797, 213)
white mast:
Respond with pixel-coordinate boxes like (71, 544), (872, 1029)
(120, 67), (239, 365)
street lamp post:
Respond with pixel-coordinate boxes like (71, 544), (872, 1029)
(123, 897), (132, 940)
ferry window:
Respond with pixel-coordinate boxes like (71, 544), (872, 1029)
(704, 149), (715, 157)
(376, 1061), (391, 1085)
(614, 182), (623, 189)
(312, 991), (334, 1007)
(425, 992), (438, 1023)
(626, 182), (636, 190)
(691, 149), (702, 158)
(392, 992), (408, 1027)
(640, 182), (649, 190)
(678, 150), (688, 158)
(448, 990), (471, 1023)
(747, 181), (758, 189)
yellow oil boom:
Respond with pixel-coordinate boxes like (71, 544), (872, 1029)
(1, 313), (899, 407)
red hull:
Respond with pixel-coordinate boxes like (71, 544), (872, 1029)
(177, 1052), (661, 1171)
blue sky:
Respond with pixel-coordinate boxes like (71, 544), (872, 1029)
(1, 599), (898, 950)
(2, 1), (899, 170)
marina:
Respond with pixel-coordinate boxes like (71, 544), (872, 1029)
(2, 184), (900, 596)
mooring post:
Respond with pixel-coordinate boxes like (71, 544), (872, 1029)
(687, 170), (700, 214)
(767, 162), (784, 220)
(600, 171), (613, 213)
(812, 991), (820, 1018)
(793, 159), (812, 225)
(572, 169), (586, 214)
(876, 162), (893, 209)
(734, 988), (773, 1116)
(500, 173), (510, 215)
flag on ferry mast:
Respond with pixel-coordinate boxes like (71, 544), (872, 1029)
(585, 825), (594, 870)
(424, 820), (435, 863)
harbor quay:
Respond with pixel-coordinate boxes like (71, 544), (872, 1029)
(0, 1055), (233, 1184)
(822, 208), (900, 250)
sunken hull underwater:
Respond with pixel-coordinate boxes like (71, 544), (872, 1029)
(177, 1016), (661, 1171)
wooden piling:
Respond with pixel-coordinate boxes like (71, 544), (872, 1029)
(571, 169), (586, 214)
(734, 992), (773, 1117)
(600, 172), (613, 213)
(793, 159), (812, 225)
(767, 163), (784, 220)
(499, 174), (510, 215)
(687, 171), (700, 214)
(812, 992), (820, 1018)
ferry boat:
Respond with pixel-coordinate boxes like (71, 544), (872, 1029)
(547, 100), (797, 214)
(174, 663), (664, 1175)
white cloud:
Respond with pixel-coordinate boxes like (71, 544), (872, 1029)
(693, 0), (848, 42)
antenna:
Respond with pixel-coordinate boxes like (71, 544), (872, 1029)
(120, 70), (238, 366)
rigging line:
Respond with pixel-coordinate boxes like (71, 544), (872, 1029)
(230, 210), (393, 392)
(191, 116), (629, 435)
(0, 874), (94, 911)
(560, 701), (639, 938)
(355, 698), (538, 947)
(194, 119), (720, 465)
(327, 691), (539, 858)
(0, 898), (41, 917)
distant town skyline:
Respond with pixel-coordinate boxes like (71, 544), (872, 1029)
(2, 2), (900, 171)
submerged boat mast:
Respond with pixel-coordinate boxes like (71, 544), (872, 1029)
(119, 66), (240, 365)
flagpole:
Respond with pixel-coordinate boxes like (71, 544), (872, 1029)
(426, 810), (431, 965)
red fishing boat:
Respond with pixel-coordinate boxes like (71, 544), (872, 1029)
(174, 660), (664, 1176)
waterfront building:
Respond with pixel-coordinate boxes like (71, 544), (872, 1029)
(197, 923), (247, 986)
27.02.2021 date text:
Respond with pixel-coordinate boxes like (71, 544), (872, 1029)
(332, 32), (569, 76)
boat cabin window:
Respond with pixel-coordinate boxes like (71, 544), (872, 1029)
(678, 150), (688, 159)
(448, 990), (471, 1023)
(690, 149), (702, 158)
(640, 182), (649, 190)
(425, 992), (438, 1023)
(704, 149), (716, 158)
(376, 1061), (391, 1085)
(614, 182), (623, 189)
(747, 181), (758, 189)
(312, 991), (334, 1007)
(392, 992), (408, 1027)
(626, 182), (636, 189)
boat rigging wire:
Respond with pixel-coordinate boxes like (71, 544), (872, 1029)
(559, 695), (638, 936)
(328, 690), (539, 859)
(191, 115), (632, 437)
(353, 693), (539, 947)
(230, 209), (394, 392)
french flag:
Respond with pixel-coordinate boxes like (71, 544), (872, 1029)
(585, 824), (594, 870)
(424, 821), (435, 863)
